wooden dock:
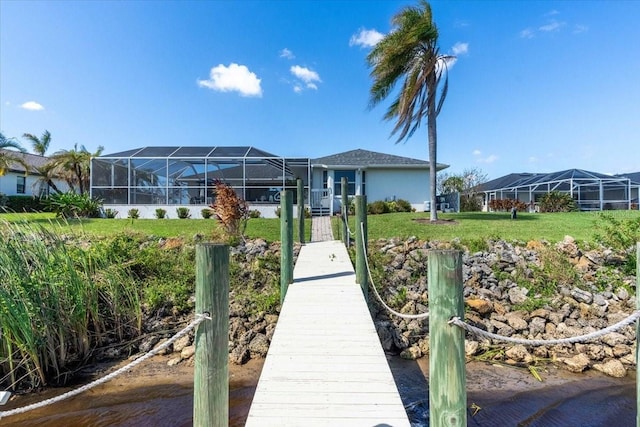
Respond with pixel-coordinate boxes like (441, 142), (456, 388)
(245, 240), (410, 426)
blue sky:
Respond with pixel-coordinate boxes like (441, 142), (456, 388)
(1, 1), (638, 180)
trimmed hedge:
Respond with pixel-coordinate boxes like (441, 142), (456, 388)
(5, 196), (47, 212)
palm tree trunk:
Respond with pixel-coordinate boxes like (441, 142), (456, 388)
(427, 73), (438, 222)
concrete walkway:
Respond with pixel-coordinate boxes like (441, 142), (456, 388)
(311, 215), (334, 242)
(245, 240), (410, 426)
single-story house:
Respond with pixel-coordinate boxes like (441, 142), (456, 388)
(479, 169), (640, 211)
(90, 146), (448, 218)
(0, 149), (67, 199)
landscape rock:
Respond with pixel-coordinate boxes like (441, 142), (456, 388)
(593, 359), (627, 378)
(561, 353), (590, 373)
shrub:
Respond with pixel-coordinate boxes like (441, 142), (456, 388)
(274, 206), (281, 218)
(45, 192), (102, 218)
(249, 209), (262, 218)
(394, 199), (413, 213)
(538, 191), (578, 213)
(104, 208), (119, 218)
(127, 208), (140, 219)
(0, 192), (8, 208)
(201, 208), (213, 219)
(176, 207), (191, 219)
(212, 180), (249, 240)
(6, 195), (46, 212)
(488, 199), (528, 212)
(594, 213), (640, 274)
(460, 195), (482, 212)
(155, 208), (167, 219)
(368, 200), (390, 215)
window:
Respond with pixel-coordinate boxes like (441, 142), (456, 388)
(334, 170), (355, 196)
(17, 176), (26, 194)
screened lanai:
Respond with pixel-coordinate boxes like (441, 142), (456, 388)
(481, 169), (636, 211)
(91, 146), (310, 206)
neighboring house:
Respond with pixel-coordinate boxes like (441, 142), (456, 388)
(0, 149), (66, 198)
(617, 172), (640, 206)
(90, 146), (447, 218)
(479, 169), (639, 211)
(311, 149), (448, 214)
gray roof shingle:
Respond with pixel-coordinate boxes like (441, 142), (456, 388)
(0, 149), (50, 173)
(312, 149), (447, 169)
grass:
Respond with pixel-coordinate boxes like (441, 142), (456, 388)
(0, 221), (142, 391)
(339, 211), (640, 243)
(3, 210), (640, 243)
(0, 212), (311, 242)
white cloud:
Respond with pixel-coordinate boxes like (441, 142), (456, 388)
(20, 101), (44, 111)
(280, 48), (295, 59)
(197, 63), (262, 97)
(539, 20), (564, 32)
(290, 65), (321, 91)
(573, 24), (588, 34)
(349, 28), (384, 48)
(451, 42), (469, 56)
(529, 156), (538, 163)
(479, 154), (498, 164)
(545, 9), (560, 16)
(520, 28), (535, 39)
(473, 150), (498, 164)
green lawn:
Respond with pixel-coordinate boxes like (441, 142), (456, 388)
(3, 210), (639, 244)
(342, 210), (640, 244)
(0, 212), (310, 243)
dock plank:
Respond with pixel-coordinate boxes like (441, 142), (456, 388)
(246, 240), (410, 426)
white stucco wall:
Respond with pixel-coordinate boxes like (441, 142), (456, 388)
(0, 172), (67, 197)
(365, 169), (430, 210)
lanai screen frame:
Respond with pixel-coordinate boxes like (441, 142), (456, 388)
(483, 169), (634, 211)
(90, 146), (311, 206)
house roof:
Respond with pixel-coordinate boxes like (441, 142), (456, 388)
(0, 149), (50, 173)
(480, 169), (634, 192)
(617, 172), (640, 185)
(311, 149), (448, 170)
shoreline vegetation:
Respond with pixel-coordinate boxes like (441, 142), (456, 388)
(1, 210), (639, 397)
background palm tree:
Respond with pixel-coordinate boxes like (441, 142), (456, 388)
(367, 0), (452, 221)
(22, 130), (52, 156)
(50, 143), (103, 195)
(33, 162), (64, 195)
(0, 132), (29, 176)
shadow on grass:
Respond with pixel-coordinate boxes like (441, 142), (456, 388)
(446, 212), (540, 222)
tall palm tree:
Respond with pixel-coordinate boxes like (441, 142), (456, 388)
(22, 130), (52, 156)
(50, 143), (104, 195)
(0, 132), (29, 176)
(367, 1), (452, 221)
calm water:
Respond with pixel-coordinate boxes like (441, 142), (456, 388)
(2, 356), (636, 426)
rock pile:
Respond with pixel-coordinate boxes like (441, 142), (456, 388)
(371, 236), (638, 378)
(131, 238), (292, 367)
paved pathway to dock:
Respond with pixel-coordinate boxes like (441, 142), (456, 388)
(245, 238), (410, 426)
(311, 215), (334, 242)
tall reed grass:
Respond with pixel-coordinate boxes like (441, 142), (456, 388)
(0, 220), (142, 392)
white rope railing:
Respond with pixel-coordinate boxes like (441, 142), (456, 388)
(342, 211), (355, 237)
(0, 313), (210, 420)
(360, 224), (637, 347)
(449, 310), (640, 346)
(360, 222), (429, 320)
